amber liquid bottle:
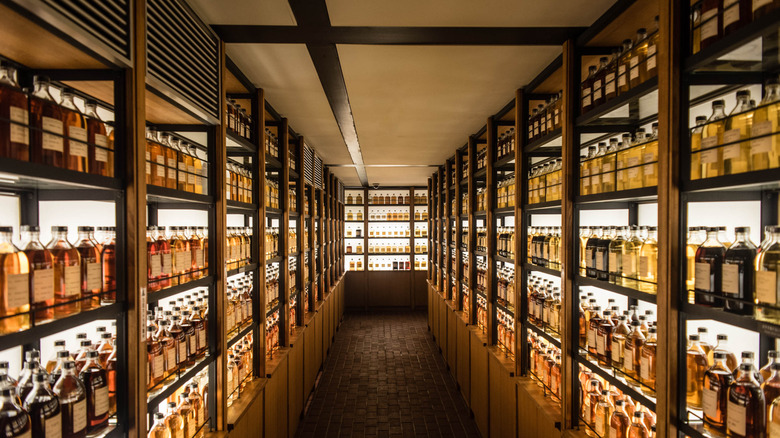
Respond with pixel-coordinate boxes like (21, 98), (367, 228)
(640, 327), (657, 393)
(188, 382), (205, 427)
(169, 315), (188, 370)
(703, 352), (734, 431)
(84, 100), (111, 177)
(623, 320), (645, 380)
(157, 320), (177, 378)
(20, 225), (54, 323)
(29, 76), (64, 168)
(48, 226), (82, 318)
(695, 227), (726, 307)
(0, 226), (30, 334)
(75, 227), (101, 310)
(99, 227), (116, 304)
(157, 227), (172, 290)
(0, 388), (31, 437)
(722, 227), (756, 315)
(581, 66), (596, 114)
(180, 311), (197, 366)
(687, 334), (709, 409)
(148, 412), (167, 438)
(79, 351), (108, 432)
(60, 89), (88, 173)
(762, 362), (780, 425)
(53, 361), (87, 438)
(23, 373), (61, 438)
(164, 401), (184, 438)
(727, 363), (766, 437)
(610, 399), (631, 438)
(0, 62), (29, 161)
(163, 135), (177, 190)
(147, 316), (164, 389)
(700, 0), (723, 49)
(189, 227), (204, 280)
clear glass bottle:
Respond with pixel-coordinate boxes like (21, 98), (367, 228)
(640, 326), (657, 393)
(646, 16), (659, 79)
(764, 362), (780, 434)
(99, 227), (116, 305)
(52, 361), (87, 438)
(0, 226), (30, 334)
(623, 320), (645, 380)
(702, 100), (728, 178)
(581, 66), (597, 113)
(0, 61), (29, 162)
(690, 116), (708, 180)
(30, 76), (64, 168)
(622, 226), (643, 289)
(60, 88), (88, 173)
(723, 90), (753, 175)
(47, 226), (81, 318)
(638, 226), (658, 293)
(609, 226), (627, 284)
(610, 399), (631, 438)
(628, 411), (650, 438)
(709, 334), (740, 372)
(75, 227), (101, 311)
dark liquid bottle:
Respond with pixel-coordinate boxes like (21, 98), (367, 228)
(75, 227), (101, 311)
(23, 373), (61, 438)
(79, 351), (108, 432)
(694, 227), (725, 307)
(700, 0), (723, 50)
(581, 66), (597, 114)
(169, 315), (187, 369)
(723, 0), (752, 35)
(84, 100), (111, 177)
(53, 361), (87, 438)
(0, 388), (31, 438)
(727, 363), (766, 437)
(585, 227), (602, 278)
(722, 227), (756, 315)
(180, 311), (197, 366)
(703, 352), (734, 430)
(753, 0), (779, 19)
(596, 228), (612, 281)
(592, 57), (609, 108)
(0, 62), (29, 161)
(29, 75), (64, 168)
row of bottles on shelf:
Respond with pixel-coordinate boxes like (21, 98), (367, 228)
(528, 93), (563, 142)
(146, 226), (208, 293)
(265, 308), (280, 360)
(476, 228), (488, 252)
(476, 146), (487, 171)
(345, 242), (362, 254)
(686, 330), (780, 436)
(0, 225), (117, 335)
(226, 163), (253, 204)
(581, 18), (659, 114)
(0, 69), (115, 176)
(528, 159), (562, 204)
(366, 257), (413, 271)
(265, 178), (279, 209)
(527, 276), (562, 333)
(497, 227), (515, 260)
(496, 306), (515, 358)
(227, 274), (253, 334)
(580, 125), (659, 196)
(689, 225), (780, 322)
(226, 99), (252, 140)
(226, 334), (254, 408)
(691, 84), (780, 180)
(497, 174), (515, 209)
(227, 227), (252, 270)
(367, 210), (412, 221)
(345, 193), (363, 205)
(528, 334), (562, 398)
(496, 128), (516, 161)
(289, 188), (297, 213)
(476, 188), (487, 211)
(476, 294), (488, 333)
(264, 227), (279, 259)
(265, 265), (280, 307)
(264, 129), (279, 160)
(496, 265), (515, 310)
(345, 228), (363, 238)
(147, 371), (208, 438)
(146, 128), (207, 195)
(581, 226), (658, 292)
(461, 192), (468, 214)
(692, 0), (778, 54)
(347, 258), (363, 271)
(288, 227), (297, 254)
(1, 336), (118, 438)
(346, 210), (363, 221)
(367, 243), (412, 254)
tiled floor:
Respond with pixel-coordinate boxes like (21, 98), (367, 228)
(295, 311), (481, 438)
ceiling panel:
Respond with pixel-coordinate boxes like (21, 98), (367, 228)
(327, 0), (616, 27)
(328, 167), (362, 187)
(188, 0), (296, 25)
(226, 44), (353, 165)
(365, 167), (437, 187)
(339, 45), (559, 166)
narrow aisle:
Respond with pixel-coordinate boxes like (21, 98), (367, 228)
(295, 311), (481, 438)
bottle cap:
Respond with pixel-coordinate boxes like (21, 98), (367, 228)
(713, 99), (725, 106)
(717, 334), (728, 340)
(689, 334), (700, 341)
(735, 226), (750, 233)
(51, 226), (68, 232)
(741, 351), (754, 359)
(57, 350), (70, 358)
(20, 225), (39, 232)
(713, 352), (726, 360)
(78, 226), (94, 232)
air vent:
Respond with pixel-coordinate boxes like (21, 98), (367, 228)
(303, 144), (314, 186)
(147, 0), (219, 119)
(314, 155), (323, 189)
(43, 0), (130, 59)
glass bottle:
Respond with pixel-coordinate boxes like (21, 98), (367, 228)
(585, 227), (602, 278)
(75, 227), (101, 310)
(156, 319), (177, 378)
(0, 226), (30, 334)
(189, 227), (204, 280)
(608, 226), (627, 284)
(622, 226), (643, 289)
(30, 76), (64, 168)
(702, 100), (727, 178)
(640, 327), (657, 393)
(757, 226), (780, 322)
(623, 320), (645, 380)
(0, 62), (29, 161)
(18, 225), (52, 324)
(48, 350), (71, 388)
(704, 351), (735, 431)
(610, 399), (631, 438)
(147, 128), (165, 187)
(78, 351), (108, 432)
(84, 100), (111, 177)
(169, 315), (188, 369)
(751, 78), (780, 172)
(47, 226), (81, 318)
(723, 89), (753, 175)
(727, 362), (766, 437)
(60, 89), (88, 173)
(628, 411), (650, 438)
(164, 401), (184, 438)
(708, 334), (739, 371)
(686, 227), (705, 299)
(688, 334), (709, 409)
(723, 0), (752, 35)
(762, 351), (780, 381)
(162, 134), (177, 190)
(593, 389), (612, 437)
(646, 16), (660, 80)
(23, 372), (60, 438)
(630, 28), (649, 88)
(611, 315), (631, 370)
(596, 226), (612, 281)
(177, 392), (197, 438)
(53, 361), (87, 438)
(592, 57), (609, 108)
(720, 226), (756, 315)
(765, 362), (780, 434)
(690, 116), (708, 180)
(148, 412), (167, 438)
(581, 66), (597, 114)
(188, 382), (205, 428)
(618, 39), (633, 94)
(700, 0), (722, 49)
(98, 226), (116, 305)
(0, 387), (31, 438)
(694, 227), (726, 307)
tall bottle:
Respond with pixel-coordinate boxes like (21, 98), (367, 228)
(622, 226), (643, 288)
(610, 399), (631, 438)
(0, 61), (29, 161)
(78, 351), (108, 432)
(623, 320), (645, 380)
(0, 387), (31, 438)
(20, 226), (54, 322)
(701, 100), (728, 178)
(629, 28), (649, 88)
(691, 116), (708, 180)
(687, 334), (710, 409)
(0, 226), (30, 334)
(164, 401), (184, 438)
(646, 17), (660, 79)
(721, 227), (757, 315)
(617, 39), (633, 94)
(147, 128), (164, 186)
(84, 100), (111, 177)
(53, 361), (87, 438)
(47, 226), (81, 317)
(723, 0), (752, 35)
(23, 373), (61, 438)
(751, 78), (780, 172)
(29, 76), (64, 168)
(581, 66), (597, 114)
(723, 89), (753, 175)
(700, 0), (723, 49)
(148, 412), (167, 438)
(60, 88), (88, 173)
(75, 227), (101, 310)
(156, 227), (173, 290)
(638, 226), (658, 293)
(640, 327), (657, 393)
(727, 362), (766, 437)
(757, 226), (780, 322)
(695, 227), (726, 307)
(99, 227), (116, 304)
(703, 351), (734, 430)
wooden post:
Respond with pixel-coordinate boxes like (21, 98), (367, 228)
(513, 89), (524, 377)
(467, 137), (477, 325)
(254, 88), (267, 378)
(486, 117), (496, 347)
(280, 118), (290, 347)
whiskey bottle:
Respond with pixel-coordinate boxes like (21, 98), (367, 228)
(0, 62), (29, 162)
(723, 0), (752, 35)
(592, 57), (609, 108)
(188, 382), (205, 428)
(610, 399), (631, 438)
(53, 361), (87, 438)
(628, 411), (650, 438)
(587, 306), (602, 358)
(646, 17), (659, 79)
(757, 226), (780, 322)
(597, 310), (614, 367)
(642, 123), (659, 188)
(594, 389), (612, 437)
(640, 327), (657, 393)
(617, 39), (633, 94)
(147, 317), (164, 389)
(695, 227), (726, 307)
(721, 227), (757, 314)
(79, 351), (108, 432)
(169, 315), (188, 369)
(611, 315), (631, 370)
(148, 412), (167, 438)
(698, 327), (714, 357)
(763, 362), (780, 422)
(686, 227), (705, 300)
(181, 310), (197, 365)
(0, 226), (30, 334)
(727, 363), (766, 437)
(164, 401), (184, 438)
(30, 76), (64, 168)
(0, 388), (31, 438)
(709, 334), (739, 371)
(596, 227), (612, 281)
(47, 226), (82, 317)
(629, 28), (649, 88)
(23, 372), (60, 438)
(156, 227), (173, 290)
(622, 226), (643, 289)
(583, 380), (600, 427)
(762, 351), (779, 381)
(624, 320), (645, 380)
(156, 320), (177, 378)
(84, 100), (111, 177)
(20, 225), (54, 323)
(700, 0), (722, 49)
(751, 78), (780, 172)
(75, 227), (101, 310)
(690, 116), (707, 180)
(701, 100), (727, 178)
(46, 341), (67, 373)
(723, 90), (753, 175)
(162, 135), (177, 190)
(48, 350), (71, 388)
(638, 226), (658, 293)
(704, 352), (734, 430)
(177, 392), (197, 438)
(99, 227), (116, 305)
(60, 89), (88, 173)
(688, 334), (710, 409)
(585, 227), (601, 278)
(608, 226), (627, 283)
(581, 66), (596, 114)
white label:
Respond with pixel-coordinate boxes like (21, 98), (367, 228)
(177, 251), (190, 272)
(755, 0), (773, 10)
(722, 263), (740, 295)
(703, 386), (719, 419)
(605, 73), (616, 95)
(624, 349), (634, 371)
(69, 141), (87, 158)
(702, 135), (719, 150)
(42, 117), (64, 152)
(723, 144), (742, 162)
(610, 427), (618, 438)
(595, 410), (606, 435)
(150, 254), (161, 278)
(643, 152), (655, 164)
(585, 249), (593, 268)
(588, 328), (597, 350)
(188, 418), (196, 437)
(771, 421), (780, 438)
(178, 340), (187, 363)
(146, 162), (151, 175)
(751, 120), (774, 154)
(582, 89), (592, 107)
(622, 254), (635, 276)
(640, 356), (650, 380)
(64, 265), (80, 296)
(757, 270), (777, 304)
(647, 45), (657, 71)
(166, 348), (176, 371)
(630, 57), (639, 80)
(9, 106), (29, 144)
(69, 126), (87, 143)
(609, 253), (618, 273)
(156, 162), (166, 177)
(4, 272), (29, 308)
(152, 354), (164, 378)
(33, 268), (54, 303)
(627, 156), (641, 167)
(727, 400), (747, 436)
(602, 162), (613, 172)
(591, 174), (600, 186)
(161, 253), (172, 275)
(198, 327), (206, 349)
(45, 412), (62, 438)
(695, 262), (711, 290)
(701, 9), (719, 40)
(188, 172), (196, 185)
(189, 335), (197, 354)
(639, 256), (649, 277)
(71, 399), (87, 433)
(198, 404), (205, 425)
(195, 249), (204, 267)
(612, 340), (621, 362)
(618, 65), (627, 87)
(628, 167), (640, 178)
(701, 148), (719, 164)
(94, 133), (108, 148)
(596, 252), (604, 271)
(87, 262), (101, 291)
(93, 385), (109, 416)
(167, 158), (176, 168)
(644, 164), (655, 175)
(596, 334), (606, 355)
(94, 142), (108, 163)
(723, 0), (740, 27)
(178, 168), (186, 182)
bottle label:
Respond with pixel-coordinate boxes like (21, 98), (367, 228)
(189, 334), (197, 355)
(701, 9), (719, 40)
(593, 81), (602, 100)
(152, 353), (164, 378)
(700, 148), (719, 164)
(723, 0), (740, 27)
(69, 141), (88, 158)
(156, 162), (166, 178)
(588, 328), (597, 349)
(628, 167), (640, 179)
(630, 57), (639, 80)
(721, 263), (740, 295)
(87, 262), (102, 291)
(16, 430), (31, 438)
(64, 264), (81, 297)
(166, 348), (176, 371)
(596, 252), (604, 271)
(602, 162), (613, 172)
(45, 412), (62, 438)
(585, 249), (593, 268)
(618, 65), (627, 87)
(3, 272), (28, 309)
(94, 140), (109, 163)
(196, 249), (204, 267)
(755, 0), (773, 11)
(71, 399), (87, 433)
(582, 88), (592, 107)
(178, 167), (186, 182)
(703, 386), (718, 419)
(591, 174), (600, 186)
(9, 106), (29, 144)
(167, 158), (176, 168)
(639, 256), (649, 277)
(178, 339), (187, 363)
(146, 161), (151, 175)
(596, 334), (606, 355)
(622, 254), (635, 276)
(161, 253), (172, 275)
(33, 268), (55, 302)
(644, 163), (655, 175)
(42, 117), (64, 152)
(647, 45), (657, 71)
(605, 73), (616, 95)
(751, 121), (774, 154)
(93, 384), (109, 416)
(198, 404), (205, 425)
(188, 418), (197, 437)
(770, 421), (780, 438)
(198, 327), (207, 349)
(611, 340), (621, 362)
(757, 270), (777, 304)
(609, 426), (618, 438)
(150, 254), (162, 278)
(627, 156), (641, 167)
(640, 356), (650, 380)
(188, 172), (196, 185)
(695, 262), (711, 290)
(727, 400), (747, 436)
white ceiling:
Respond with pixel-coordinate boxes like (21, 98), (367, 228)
(326, 0), (616, 27)
(188, 0), (296, 25)
(328, 167), (362, 187)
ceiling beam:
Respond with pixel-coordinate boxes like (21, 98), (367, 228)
(213, 25), (587, 46)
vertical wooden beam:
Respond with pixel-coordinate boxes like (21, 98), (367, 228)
(560, 38), (577, 431)
(296, 138), (306, 314)
(427, 178), (433, 283)
(280, 118), (290, 347)
(467, 137), (477, 325)
(486, 118), (496, 347)
(454, 152), (463, 311)
(444, 162), (452, 300)
(514, 89), (524, 377)
(657, 1), (682, 436)
(410, 186), (415, 308)
(254, 88), (267, 378)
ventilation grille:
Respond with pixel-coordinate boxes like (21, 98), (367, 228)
(303, 145), (314, 186)
(314, 155), (323, 189)
(43, 0), (130, 59)
(147, 0), (219, 119)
